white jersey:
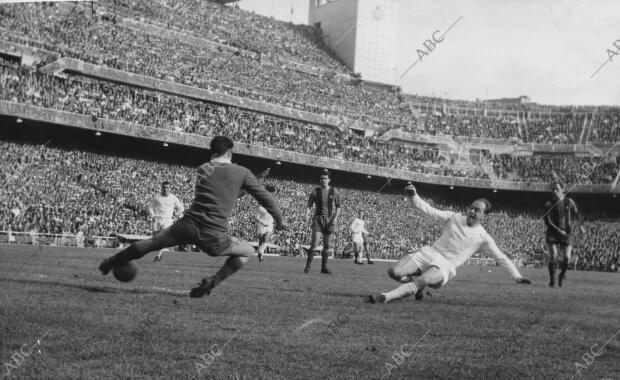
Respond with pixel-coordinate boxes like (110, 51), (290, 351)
(149, 194), (184, 219)
(412, 195), (521, 279)
(256, 205), (274, 234)
(349, 218), (368, 244)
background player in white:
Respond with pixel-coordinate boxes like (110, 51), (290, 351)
(150, 181), (184, 262)
(366, 183), (531, 303)
(256, 184), (276, 261)
(350, 210), (373, 264)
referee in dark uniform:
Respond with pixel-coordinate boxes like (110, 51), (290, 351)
(99, 136), (287, 297)
(304, 169), (341, 274)
(544, 181), (584, 288)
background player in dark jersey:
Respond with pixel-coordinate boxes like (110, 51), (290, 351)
(99, 136), (288, 297)
(304, 169), (341, 274)
(544, 181), (584, 287)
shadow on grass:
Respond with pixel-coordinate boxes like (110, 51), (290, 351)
(0, 276), (187, 296)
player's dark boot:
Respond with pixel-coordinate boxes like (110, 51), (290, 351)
(414, 288), (425, 301)
(98, 257), (115, 275)
(365, 294), (386, 303)
(258, 253), (263, 262)
(189, 277), (215, 298)
(100, 244), (143, 275)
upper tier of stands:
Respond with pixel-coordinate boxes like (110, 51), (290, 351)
(1, 1), (619, 144)
(3, 59), (618, 186)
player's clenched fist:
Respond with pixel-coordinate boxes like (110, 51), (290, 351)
(405, 182), (417, 197)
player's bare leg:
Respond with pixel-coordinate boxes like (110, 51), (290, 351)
(368, 267), (444, 303)
(558, 245), (572, 287)
(99, 229), (179, 274)
(363, 240), (374, 264)
(304, 231), (322, 273)
(388, 254), (422, 283)
(190, 237), (254, 298)
(353, 243), (364, 265)
(154, 238), (168, 262)
(387, 255), (425, 299)
(547, 243), (558, 287)
(257, 231), (271, 262)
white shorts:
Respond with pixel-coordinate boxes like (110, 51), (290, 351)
(257, 225), (273, 235)
(351, 233), (364, 244)
(408, 247), (456, 286)
(153, 218), (173, 233)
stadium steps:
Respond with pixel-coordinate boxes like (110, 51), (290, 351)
(59, 1), (349, 80)
(579, 113), (592, 144)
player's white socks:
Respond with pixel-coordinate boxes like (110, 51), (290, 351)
(383, 282), (418, 302)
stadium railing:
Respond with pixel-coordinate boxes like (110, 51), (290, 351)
(0, 231), (117, 249)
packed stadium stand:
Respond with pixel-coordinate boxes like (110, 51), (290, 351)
(0, 1), (618, 272)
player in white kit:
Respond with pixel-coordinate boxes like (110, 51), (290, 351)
(366, 183), (531, 303)
(150, 181), (184, 262)
(256, 185), (276, 261)
(350, 210), (371, 264)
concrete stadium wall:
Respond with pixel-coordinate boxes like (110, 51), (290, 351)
(310, 0), (357, 69)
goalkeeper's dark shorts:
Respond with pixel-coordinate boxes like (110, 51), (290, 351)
(168, 216), (237, 257)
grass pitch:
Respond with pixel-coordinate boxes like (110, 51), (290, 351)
(0, 244), (619, 380)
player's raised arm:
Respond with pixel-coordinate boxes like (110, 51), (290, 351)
(481, 232), (531, 284)
(405, 183), (454, 224)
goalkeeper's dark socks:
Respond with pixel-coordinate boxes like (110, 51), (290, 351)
(112, 244), (144, 266)
(212, 256), (244, 287)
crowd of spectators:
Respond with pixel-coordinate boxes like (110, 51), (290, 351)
(4, 60), (617, 185)
(400, 112), (583, 144)
(98, 0), (347, 70)
(1, 140), (618, 271)
(0, 1), (409, 128)
(589, 112), (620, 143)
(4, 0), (619, 144)
(491, 154), (619, 185)
(0, 60), (484, 179)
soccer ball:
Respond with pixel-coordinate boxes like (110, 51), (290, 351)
(113, 261), (138, 282)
